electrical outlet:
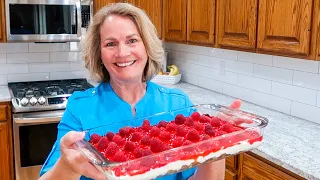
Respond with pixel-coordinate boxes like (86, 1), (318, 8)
(219, 61), (225, 76)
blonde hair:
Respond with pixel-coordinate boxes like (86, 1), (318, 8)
(81, 3), (164, 82)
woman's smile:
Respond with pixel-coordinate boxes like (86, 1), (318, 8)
(115, 60), (136, 67)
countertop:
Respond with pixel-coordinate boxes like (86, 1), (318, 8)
(165, 82), (320, 180)
(0, 86), (11, 102)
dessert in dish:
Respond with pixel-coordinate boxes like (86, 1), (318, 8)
(76, 104), (268, 180)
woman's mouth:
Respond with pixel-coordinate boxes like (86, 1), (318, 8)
(116, 60), (136, 67)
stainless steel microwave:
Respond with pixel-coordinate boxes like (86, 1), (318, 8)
(5, 0), (93, 42)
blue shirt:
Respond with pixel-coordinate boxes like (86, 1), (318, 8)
(40, 81), (197, 180)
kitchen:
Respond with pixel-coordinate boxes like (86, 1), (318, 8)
(0, 0), (320, 180)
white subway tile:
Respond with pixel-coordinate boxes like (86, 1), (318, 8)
(271, 82), (317, 105)
(198, 77), (223, 93)
(252, 91), (291, 114)
(50, 52), (82, 62)
(181, 71), (199, 86)
(254, 64), (293, 84)
(29, 62), (70, 73)
(211, 69), (238, 85)
(238, 51), (272, 66)
(50, 71), (88, 80)
(179, 52), (199, 64)
(317, 91), (320, 107)
(0, 43), (29, 53)
(208, 48), (238, 60)
(0, 64), (28, 74)
(29, 43), (69, 52)
(173, 60), (201, 75)
(7, 73), (49, 82)
(0, 54), (6, 63)
(225, 60), (253, 76)
(291, 101), (320, 124)
(163, 42), (171, 50)
(70, 61), (86, 71)
(69, 42), (80, 51)
(170, 43), (190, 52)
(7, 53), (49, 63)
(0, 75), (7, 85)
(273, 56), (319, 73)
(185, 45), (211, 56)
(222, 83), (254, 102)
(197, 66), (214, 78)
(237, 74), (272, 94)
(198, 55), (223, 69)
(293, 71), (320, 90)
(167, 50), (179, 60)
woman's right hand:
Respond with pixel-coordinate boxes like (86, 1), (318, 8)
(60, 131), (106, 180)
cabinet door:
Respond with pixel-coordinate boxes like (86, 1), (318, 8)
(0, 122), (13, 180)
(187, 0), (215, 44)
(257, 0), (313, 55)
(225, 169), (237, 180)
(0, 0), (5, 42)
(94, 0), (118, 13)
(217, 0), (257, 50)
(163, 0), (187, 42)
(133, 0), (163, 39)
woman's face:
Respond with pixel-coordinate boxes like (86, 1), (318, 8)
(100, 15), (148, 84)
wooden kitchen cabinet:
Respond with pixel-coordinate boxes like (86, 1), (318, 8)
(163, 0), (187, 42)
(225, 155), (238, 180)
(187, 0), (215, 45)
(257, 0), (313, 56)
(0, 0), (6, 42)
(93, 0), (118, 13)
(216, 0), (258, 50)
(0, 102), (14, 180)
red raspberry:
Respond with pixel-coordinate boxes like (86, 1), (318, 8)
(176, 126), (187, 137)
(182, 140), (193, 146)
(142, 120), (151, 131)
(186, 129), (200, 142)
(221, 122), (234, 133)
(113, 151), (127, 162)
(90, 133), (101, 144)
(124, 141), (136, 152)
(141, 149), (153, 156)
(184, 117), (194, 126)
(191, 112), (200, 121)
(172, 137), (184, 148)
(105, 142), (118, 157)
(113, 134), (125, 146)
(106, 132), (115, 141)
(166, 123), (177, 132)
(150, 138), (166, 153)
(97, 136), (109, 150)
(199, 115), (211, 123)
(215, 130), (227, 137)
(194, 122), (204, 131)
(119, 126), (131, 137)
(140, 136), (151, 146)
(133, 148), (144, 158)
(159, 131), (171, 141)
(210, 117), (220, 127)
(204, 125), (215, 136)
(150, 126), (161, 137)
(175, 114), (186, 125)
(157, 120), (168, 128)
(131, 132), (143, 142)
(201, 134), (211, 141)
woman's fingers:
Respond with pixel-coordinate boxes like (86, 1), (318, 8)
(81, 163), (107, 180)
(60, 131), (85, 149)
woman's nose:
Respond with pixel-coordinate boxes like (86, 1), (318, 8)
(116, 44), (130, 57)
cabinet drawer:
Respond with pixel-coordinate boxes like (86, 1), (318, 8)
(226, 155), (237, 172)
(225, 169), (237, 180)
(0, 105), (8, 121)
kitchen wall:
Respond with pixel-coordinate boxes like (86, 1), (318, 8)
(0, 42), (89, 85)
(165, 42), (320, 125)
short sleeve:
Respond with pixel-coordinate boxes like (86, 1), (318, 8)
(181, 167), (197, 180)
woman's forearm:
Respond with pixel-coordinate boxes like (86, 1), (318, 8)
(189, 159), (226, 180)
(39, 158), (81, 180)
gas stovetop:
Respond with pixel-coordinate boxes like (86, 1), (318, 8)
(8, 79), (93, 113)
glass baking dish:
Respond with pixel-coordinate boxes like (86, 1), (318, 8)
(75, 104), (268, 180)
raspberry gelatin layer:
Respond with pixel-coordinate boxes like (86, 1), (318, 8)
(75, 104), (268, 180)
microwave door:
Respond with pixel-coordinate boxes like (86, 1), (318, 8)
(5, 0), (82, 42)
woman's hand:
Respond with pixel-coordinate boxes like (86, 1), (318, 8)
(59, 131), (106, 180)
(217, 99), (253, 125)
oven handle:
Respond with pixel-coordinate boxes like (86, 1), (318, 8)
(13, 110), (64, 125)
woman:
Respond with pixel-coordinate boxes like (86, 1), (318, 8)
(39, 3), (241, 180)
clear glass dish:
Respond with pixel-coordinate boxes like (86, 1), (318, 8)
(75, 104), (268, 180)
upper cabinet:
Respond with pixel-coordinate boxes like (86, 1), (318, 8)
(187, 0), (215, 44)
(216, 0), (258, 50)
(94, 0), (118, 13)
(257, 0), (313, 56)
(0, 0), (6, 42)
(163, 0), (187, 42)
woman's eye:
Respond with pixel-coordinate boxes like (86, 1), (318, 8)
(106, 42), (116, 47)
(128, 39), (137, 44)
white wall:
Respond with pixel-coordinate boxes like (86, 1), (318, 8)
(165, 42), (320, 125)
(0, 42), (90, 84)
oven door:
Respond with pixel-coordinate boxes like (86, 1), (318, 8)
(13, 110), (64, 180)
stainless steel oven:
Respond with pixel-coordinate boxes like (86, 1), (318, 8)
(5, 0), (93, 42)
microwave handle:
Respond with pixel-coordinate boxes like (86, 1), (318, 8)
(76, 0), (82, 38)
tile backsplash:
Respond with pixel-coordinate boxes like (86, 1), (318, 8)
(165, 42), (320, 125)
(0, 42), (89, 84)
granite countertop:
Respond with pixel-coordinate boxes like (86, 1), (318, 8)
(165, 82), (320, 180)
(0, 86), (11, 102)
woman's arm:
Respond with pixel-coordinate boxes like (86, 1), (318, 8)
(189, 159), (225, 180)
(39, 158), (80, 180)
